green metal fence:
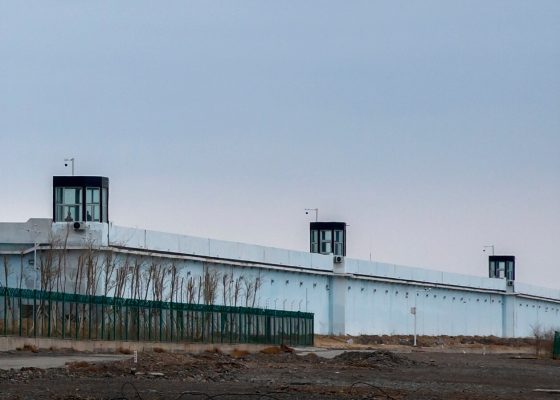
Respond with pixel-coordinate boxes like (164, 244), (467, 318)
(553, 331), (560, 359)
(0, 287), (314, 346)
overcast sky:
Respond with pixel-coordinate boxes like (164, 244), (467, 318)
(1, 1), (559, 288)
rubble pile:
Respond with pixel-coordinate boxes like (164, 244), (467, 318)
(332, 351), (416, 368)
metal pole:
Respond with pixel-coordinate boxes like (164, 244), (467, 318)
(305, 208), (319, 222)
(413, 293), (417, 346)
(64, 158), (75, 176)
(33, 245), (37, 291)
(483, 245), (495, 256)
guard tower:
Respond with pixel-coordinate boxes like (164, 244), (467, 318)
(309, 222), (346, 256)
(488, 255), (515, 280)
(53, 176), (109, 223)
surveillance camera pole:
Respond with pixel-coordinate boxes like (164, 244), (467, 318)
(64, 158), (75, 176)
(305, 208), (319, 222)
(24, 225), (40, 290)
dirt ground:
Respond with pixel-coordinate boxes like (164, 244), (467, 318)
(1, 336), (559, 400)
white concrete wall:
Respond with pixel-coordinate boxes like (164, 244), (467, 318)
(1, 219), (559, 338)
(508, 295), (560, 337)
(0, 219), (52, 248)
(344, 280), (503, 336)
(344, 258), (505, 291)
(514, 282), (560, 301)
(108, 225), (332, 271)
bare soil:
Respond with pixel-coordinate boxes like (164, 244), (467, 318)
(1, 339), (559, 399)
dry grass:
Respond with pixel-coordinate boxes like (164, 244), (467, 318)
(153, 347), (166, 353)
(230, 349), (250, 358)
(17, 344), (39, 353)
(116, 347), (132, 355)
(206, 347), (223, 354)
(260, 345), (294, 355)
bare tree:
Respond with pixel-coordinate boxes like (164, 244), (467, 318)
(102, 250), (118, 297)
(252, 276), (262, 308)
(169, 263), (178, 303)
(129, 258), (142, 300)
(202, 266), (219, 305)
(113, 256), (131, 299)
(232, 275), (243, 307)
(240, 275), (262, 308)
(57, 225), (71, 293)
(3, 255), (10, 288)
(243, 277), (255, 307)
(18, 253), (24, 290)
(151, 263), (168, 302)
(186, 276), (196, 304)
(221, 272), (231, 306)
(82, 239), (100, 296)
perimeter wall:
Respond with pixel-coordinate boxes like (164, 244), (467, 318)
(1, 220), (559, 338)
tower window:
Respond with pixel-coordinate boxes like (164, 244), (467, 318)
(320, 230), (332, 254)
(102, 187), (108, 222)
(55, 187), (82, 222)
(506, 261), (514, 280)
(334, 230), (344, 256)
(310, 230), (319, 253)
(86, 187), (101, 222)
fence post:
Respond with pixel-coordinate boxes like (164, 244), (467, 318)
(159, 305), (163, 342)
(211, 309), (215, 344)
(88, 298), (92, 340)
(101, 304), (105, 340)
(18, 294), (22, 337)
(553, 331), (560, 359)
(148, 305), (152, 341)
(3, 289), (7, 336)
(281, 315), (284, 344)
(137, 306), (140, 341)
(33, 290), (37, 338)
(75, 299), (79, 340)
(113, 303), (116, 341)
(47, 292), (51, 338)
(62, 293), (65, 339)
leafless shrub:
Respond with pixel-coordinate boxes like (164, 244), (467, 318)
(531, 323), (556, 358)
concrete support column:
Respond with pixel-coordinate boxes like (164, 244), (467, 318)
(502, 293), (516, 337)
(329, 259), (346, 335)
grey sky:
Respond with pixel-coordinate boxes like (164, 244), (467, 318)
(1, 1), (559, 287)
